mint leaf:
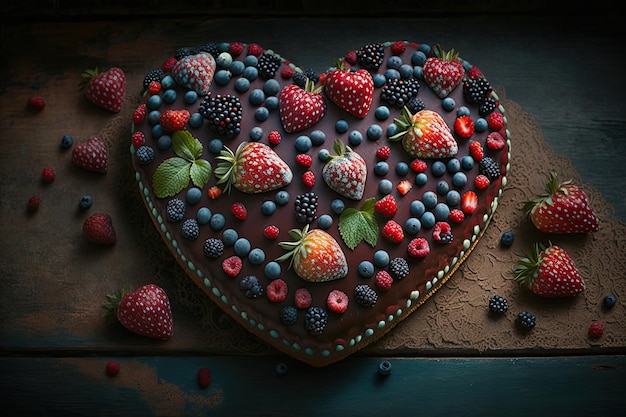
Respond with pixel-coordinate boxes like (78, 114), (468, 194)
(152, 157), (191, 198)
(172, 130), (202, 160)
(190, 159), (212, 188)
(338, 198), (378, 250)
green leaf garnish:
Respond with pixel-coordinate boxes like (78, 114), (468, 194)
(338, 197), (378, 250)
(152, 130), (212, 198)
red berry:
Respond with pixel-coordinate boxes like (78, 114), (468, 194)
(469, 141), (484, 161)
(229, 42), (244, 56)
(207, 186), (222, 200)
(467, 65), (484, 79)
(247, 43), (264, 56)
(390, 41), (406, 55)
(487, 111), (505, 131)
(131, 131), (145, 148)
(266, 279), (289, 303)
(302, 171), (316, 188)
(474, 174), (490, 190)
(28, 96), (46, 110)
(374, 270), (393, 291)
(197, 367), (212, 388)
(432, 222), (453, 243)
(461, 191), (478, 215)
(222, 255), (243, 277)
(294, 288), (312, 309)
(382, 220), (404, 243)
(230, 202), (247, 221)
(326, 289), (349, 313)
(486, 131), (506, 150)
(448, 209), (465, 223)
(263, 225), (280, 240)
(295, 153), (313, 168)
(407, 237), (430, 257)
(397, 180), (412, 196)
(268, 130), (282, 146)
(588, 321), (604, 338)
(280, 66), (295, 79)
(148, 80), (161, 95)
(132, 104), (147, 124)
(376, 145), (391, 160)
(344, 50), (357, 65)
(161, 57), (177, 73)
(41, 167), (55, 183)
(105, 360), (120, 376)
(27, 195), (41, 212)
(410, 158), (428, 173)
(454, 115), (475, 139)
(374, 194), (398, 217)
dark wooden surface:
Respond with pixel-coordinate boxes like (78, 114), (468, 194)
(1, 10), (626, 416)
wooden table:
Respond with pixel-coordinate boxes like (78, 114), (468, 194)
(1, 10), (625, 416)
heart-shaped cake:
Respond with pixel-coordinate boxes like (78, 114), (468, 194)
(130, 41), (510, 367)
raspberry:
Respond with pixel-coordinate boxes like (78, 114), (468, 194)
(474, 174), (490, 190)
(263, 225), (280, 240)
(295, 153), (313, 168)
(247, 43), (264, 56)
(432, 222), (453, 243)
(268, 130), (282, 146)
(294, 287), (312, 309)
(28, 96), (45, 110)
(486, 131), (506, 150)
(326, 289), (349, 313)
(27, 195), (41, 212)
(230, 202), (247, 221)
(207, 186), (222, 199)
(410, 158), (427, 172)
(132, 104), (147, 124)
(280, 66), (295, 79)
(376, 145), (391, 160)
(344, 50), (357, 65)
(161, 57), (177, 73)
(382, 220), (404, 243)
(449, 209), (465, 223)
(374, 270), (393, 291)
(487, 111), (505, 131)
(41, 167), (55, 183)
(302, 171), (316, 188)
(197, 367), (212, 388)
(374, 194), (397, 217)
(469, 141), (484, 161)
(105, 360), (120, 376)
(588, 321), (604, 338)
(229, 41), (244, 56)
(390, 41), (406, 55)
(131, 131), (145, 148)
(222, 255), (243, 277)
(407, 237), (430, 258)
(467, 65), (484, 79)
(148, 80), (161, 95)
(266, 279), (288, 303)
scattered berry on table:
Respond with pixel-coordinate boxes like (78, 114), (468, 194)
(488, 295), (509, 315)
(82, 213), (117, 245)
(588, 321), (604, 339)
(517, 311), (536, 329)
(295, 153), (313, 168)
(479, 96), (497, 117)
(79, 195), (93, 209)
(131, 131), (146, 148)
(41, 167), (55, 183)
(302, 170), (316, 188)
(382, 220), (404, 243)
(469, 141), (484, 161)
(267, 130), (282, 146)
(197, 367), (212, 388)
(28, 96), (45, 110)
(474, 174), (490, 190)
(143, 68), (165, 90)
(61, 134), (73, 149)
(603, 294), (617, 309)
(294, 192), (318, 223)
(304, 306), (328, 335)
(27, 195), (41, 212)
(274, 362), (289, 376)
(500, 231), (515, 247)
(462, 77), (492, 105)
(263, 225), (280, 240)
(478, 156), (500, 181)
(257, 53), (282, 79)
(135, 145), (154, 165)
(356, 43), (385, 70)
(407, 238), (430, 258)
(105, 360), (120, 376)
(230, 202), (248, 221)
(406, 97), (425, 114)
(380, 78), (420, 108)
(486, 131), (506, 150)
(376, 145), (391, 160)
(198, 93), (243, 138)
(377, 360), (392, 376)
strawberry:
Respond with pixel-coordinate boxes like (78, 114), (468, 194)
(159, 109), (190, 132)
(207, 185), (222, 199)
(215, 142), (293, 194)
(390, 108), (458, 159)
(266, 279), (289, 303)
(72, 135), (108, 173)
(397, 180), (412, 196)
(461, 191), (478, 215)
(326, 289), (349, 314)
(469, 140), (484, 161)
(80, 67), (126, 112)
(374, 194), (398, 217)
(422, 45), (465, 98)
(453, 115), (475, 138)
(514, 243), (585, 297)
(83, 213), (117, 245)
(171, 52), (216, 95)
(103, 284), (173, 340)
(324, 61), (374, 118)
(230, 202), (247, 220)
(222, 255), (243, 277)
(382, 220), (404, 243)
(278, 79), (327, 133)
(322, 139), (367, 200)
(27, 96), (45, 110)
(277, 225), (348, 282)
(523, 172), (599, 234)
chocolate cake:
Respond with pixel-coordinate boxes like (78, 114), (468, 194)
(130, 40), (510, 366)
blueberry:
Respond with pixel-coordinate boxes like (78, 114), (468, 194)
(387, 55), (403, 69)
(234, 77), (250, 93)
(79, 195), (93, 209)
(500, 231), (515, 247)
(367, 124), (383, 140)
(377, 360), (392, 376)
(160, 75), (175, 89)
(331, 199), (345, 215)
(399, 64), (414, 79)
(335, 120), (349, 133)
(216, 52), (233, 68)
(264, 261), (282, 280)
(249, 126), (263, 141)
(372, 73), (387, 88)
(243, 55), (258, 67)
(221, 228), (238, 246)
(275, 191), (290, 205)
(384, 69), (400, 80)
(188, 113), (203, 128)
(415, 172), (428, 186)
(418, 44), (431, 55)
(357, 261), (375, 278)
(411, 51), (427, 66)
(230, 60), (245, 75)
(309, 129), (326, 146)
(209, 213), (226, 231)
(456, 106), (471, 117)
(151, 124), (164, 140)
(446, 190), (461, 207)
(386, 123), (400, 138)
(378, 179), (393, 195)
(60, 134), (73, 149)
(275, 362), (289, 376)
(317, 214), (333, 230)
(452, 172), (467, 188)
(147, 110), (161, 125)
(295, 135), (312, 152)
(255, 107), (270, 122)
(214, 68), (231, 85)
(249, 88), (265, 105)
(242, 66), (258, 81)
(348, 130), (363, 146)
(318, 148), (330, 162)
(263, 79), (281, 96)
(147, 94), (162, 110)
(603, 294), (617, 309)
(185, 187), (202, 205)
(375, 106), (390, 121)
(374, 161), (390, 176)
(474, 118), (488, 132)
(208, 138), (224, 154)
(196, 207), (212, 225)
(461, 155), (475, 170)
(404, 217), (421, 235)
(410, 200), (426, 217)
(373, 250), (390, 268)
(434, 203), (450, 221)
(413, 66), (424, 80)
(436, 180), (449, 195)
(447, 158), (461, 173)
(234, 238), (251, 257)
(264, 96), (279, 111)
(395, 161), (410, 176)
(441, 97), (456, 112)
(157, 135), (172, 150)
(422, 191), (438, 209)
(420, 211), (436, 229)
(431, 161), (447, 177)
(162, 89), (177, 103)
(261, 200), (277, 216)
(248, 248), (266, 266)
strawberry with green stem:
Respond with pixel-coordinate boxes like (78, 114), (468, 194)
(322, 139), (367, 200)
(422, 44), (465, 98)
(390, 107), (458, 159)
(79, 67), (127, 113)
(324, 60), (374, 118)
(279, 78), (326, 133)
(276, 224), (348, 283)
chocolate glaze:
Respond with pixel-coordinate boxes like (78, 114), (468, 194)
(131, 41), (509, 366)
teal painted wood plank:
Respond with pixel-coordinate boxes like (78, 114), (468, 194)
(2, 356), (625, 416)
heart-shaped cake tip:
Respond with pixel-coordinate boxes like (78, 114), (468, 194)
(172, 52), (216, 96)
(82, 213), (117, 245)
(80, 67), (127, 112)
(72, 135), (108, 173)
(103, 284), (173, 340)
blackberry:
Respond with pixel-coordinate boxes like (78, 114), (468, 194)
(389, 257), (409, 280)
(488, 295), (509, 315)
(181, 218), (200, 240)
(478, 156), (500, 181)
(203, 237), (225, 259)
(239, 275), (264, 299)
(406, 97), (425, 114)
(174, 47), (192, 60)
(354, 284), (378, 307)
(462, 77), (492, 105)
(198, 93), (243, 139)
(304, 306), (328, 336)
(279, 305), (298, 325)
(292, 68), (319, 88)
(294, 192), (318, 223)
(479, 96), (497, 117)
(356, 43), (385, 70)
(257, 53), (282, 79)
(143, 68), (165, 89)
(135, 145), (154, 165)
(194, 42), (220, 58)
(380, 78), (420, 108)
(166, 198), (186, 222)
(517, 311), (536, 329)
